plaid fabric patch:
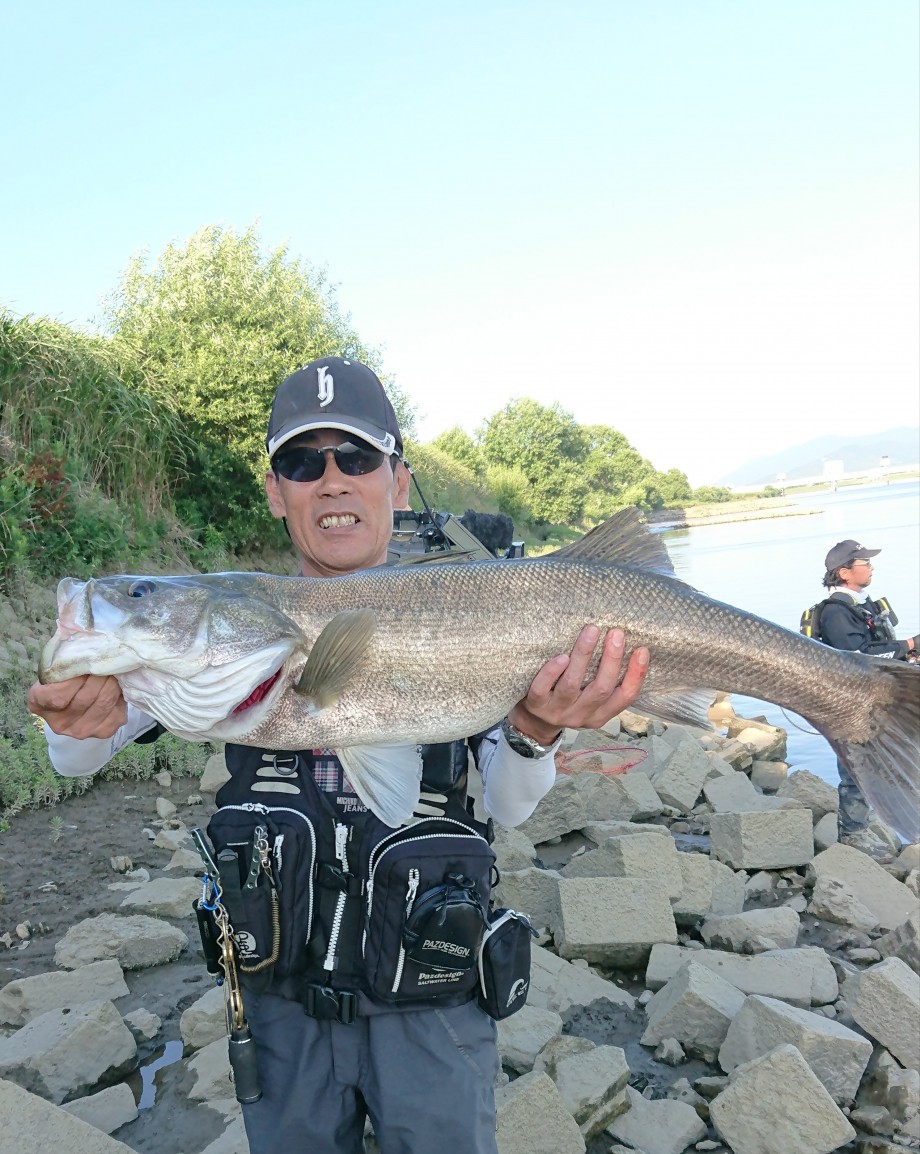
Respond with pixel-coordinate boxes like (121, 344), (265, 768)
(311, 748), (365, 814)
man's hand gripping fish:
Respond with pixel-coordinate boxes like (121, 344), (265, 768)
(38, 509), (920, 837)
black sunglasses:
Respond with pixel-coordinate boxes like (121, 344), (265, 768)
(272, 441), (389, 483)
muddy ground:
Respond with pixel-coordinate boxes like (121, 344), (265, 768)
(0, 775), (230, 1152)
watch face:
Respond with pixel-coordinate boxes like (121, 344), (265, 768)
(502, 720), (540, 758)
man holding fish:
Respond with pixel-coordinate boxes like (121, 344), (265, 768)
(28, 357), (651, 1154)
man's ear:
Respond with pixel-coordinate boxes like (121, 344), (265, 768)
(393, 460), (411, 508)
(265, 470), (286, 520)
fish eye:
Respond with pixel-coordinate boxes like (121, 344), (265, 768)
(127, 580), (156, 599)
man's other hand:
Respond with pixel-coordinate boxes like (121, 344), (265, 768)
(27, 675), (127, 739)
(507, 626), (650, 746)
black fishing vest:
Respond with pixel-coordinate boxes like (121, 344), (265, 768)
(822, 593), (898, 646)
(205, 740), (496, 1018)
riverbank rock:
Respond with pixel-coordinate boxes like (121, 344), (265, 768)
(54, 914), (188, 970)
(0, 999), (136, 1104)
(710, 1043), (856, 1154)
(0, 1078), (137, 1154)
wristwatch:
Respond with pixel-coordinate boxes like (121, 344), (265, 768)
(500, 718), (559, 759)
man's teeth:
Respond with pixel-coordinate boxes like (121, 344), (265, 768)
(319, 514), (358, 529)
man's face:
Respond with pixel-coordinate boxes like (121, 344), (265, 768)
(840, 558), (874, 591)
(265, 429), (410, 578)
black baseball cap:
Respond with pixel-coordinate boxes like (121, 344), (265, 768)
(266, 357), (403, 460)
(824, 539), (882, 571)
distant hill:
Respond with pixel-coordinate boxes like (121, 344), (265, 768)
(719, 427), (920, 487)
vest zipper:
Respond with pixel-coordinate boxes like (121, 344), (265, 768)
(391, 868), (420, 993)
(221, 802), (317, 944)
(323, 822), (350, 974)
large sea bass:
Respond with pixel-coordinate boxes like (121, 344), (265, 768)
(38, 510), (919, 836)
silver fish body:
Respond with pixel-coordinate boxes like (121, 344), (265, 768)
(38, 513), (920, 837)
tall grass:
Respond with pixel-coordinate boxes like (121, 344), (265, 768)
(0, 311), (188, 511)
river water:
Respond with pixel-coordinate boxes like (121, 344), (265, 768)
(660, 480), (920, 786)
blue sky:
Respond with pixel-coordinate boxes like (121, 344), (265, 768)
(2, 1), (918, 484)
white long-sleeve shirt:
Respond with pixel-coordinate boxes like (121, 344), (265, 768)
(45, 709), (558, 828)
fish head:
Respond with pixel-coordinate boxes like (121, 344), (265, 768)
(39, 573), (305, 737)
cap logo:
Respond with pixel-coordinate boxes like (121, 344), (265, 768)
(316, 365), (334, 408)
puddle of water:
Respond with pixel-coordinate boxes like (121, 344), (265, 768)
(135, 1039), (185, 1110)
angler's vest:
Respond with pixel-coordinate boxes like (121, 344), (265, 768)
(800, 593), (898, 648)
(204, 740), (496, 1019)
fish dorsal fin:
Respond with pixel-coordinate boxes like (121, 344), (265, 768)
(553, 507), (677, 578)
(294, 609), (376, 710)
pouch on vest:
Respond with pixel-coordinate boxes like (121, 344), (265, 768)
(205, 801), (317, 979)
(363, 817), (494, 1003)
(477, 908), (536, 1020)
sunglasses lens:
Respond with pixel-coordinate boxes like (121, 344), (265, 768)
(273, 443), (387, 482)
(334, 444), (386, 476)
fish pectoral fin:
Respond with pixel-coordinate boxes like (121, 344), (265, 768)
(632, 686), (718, 729)
(294, 609), (376, 709)
(337, 744), (423, 828)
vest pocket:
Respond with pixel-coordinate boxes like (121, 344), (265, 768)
(206, 802), (317, 979)
(364, 821), (495, 1002)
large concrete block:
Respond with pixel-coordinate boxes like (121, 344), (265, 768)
(534, 1037), (630, 1138)
(0, 960), (128, 1027)
(497, 1004), (563, 1073)
(849, 957), (920, 1070)
(0, 1000), (137, 1105)
(703, 773), (791, 814)
(719, 995), (873, 1103)
(529, 945), (635, 1014)
(556, 877), (677, 967)
(701, 907), (801, 952)
(710, 809), (814, 869)
(607, 1085), (708, 1154)
(649, 742), (711, 812)
(671, 852), (713, 926)
(640, 960), (745, 1058)
(807, 845), (916, 932)
(492, 825), (537, 873)
(54, 914), (188, 971)
(495, 1070), (586, 1154)
(570, 767), (663, 822)
(646, 944), (838, 1008)
(808, 876), (880, 934)
(492, 867), (561, 930)
(776, 769), (838, 821)
(709, 858), (746, 915)
(710, 1044), (856, 1154)
(562, 832), (682, 899)
(875, 910), (920, 974)
(517, 775), (587, 844)
(0, 1079), (137, 1154)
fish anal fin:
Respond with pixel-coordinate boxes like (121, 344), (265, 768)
(633, 687), (718, 729)
(552, 507), (678, 579)
(294, 609), (376, 710)
(337, 744), (423, 827)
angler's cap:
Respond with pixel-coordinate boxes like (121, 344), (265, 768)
(824, 539), (882, 571)
(266, 357), (403, 460)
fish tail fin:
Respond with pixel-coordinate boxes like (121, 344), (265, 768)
(830, 660), (920, 843)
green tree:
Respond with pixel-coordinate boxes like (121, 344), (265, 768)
(480, 399), (588, 524)
(430, 426), (483, 477)
(104, 225), (415, 551)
